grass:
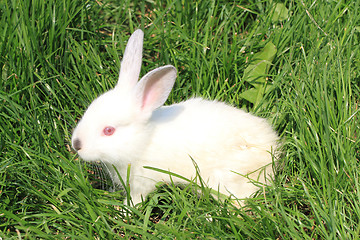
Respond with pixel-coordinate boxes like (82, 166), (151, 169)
(1, 0), (359, 238)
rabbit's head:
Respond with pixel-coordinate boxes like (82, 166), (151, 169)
(71, 29), (177, 164)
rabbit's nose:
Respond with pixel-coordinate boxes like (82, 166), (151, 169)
(73, 138), (82, 151)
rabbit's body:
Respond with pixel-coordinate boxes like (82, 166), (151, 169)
(72, 29), (279, 206)
(118, 98), (277, 204)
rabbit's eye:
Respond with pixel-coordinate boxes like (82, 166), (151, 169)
(103, 126), (115, 136)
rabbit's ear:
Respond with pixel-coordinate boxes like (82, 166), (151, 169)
(116, 29), (144, 89)
(135, 65), (177, 114)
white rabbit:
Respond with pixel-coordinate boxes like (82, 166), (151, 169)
(72, 29), (279, 206)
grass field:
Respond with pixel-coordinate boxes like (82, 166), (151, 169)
(1, 0), (359, 239)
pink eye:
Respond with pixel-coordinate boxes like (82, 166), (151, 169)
(103, 126), (115, 136)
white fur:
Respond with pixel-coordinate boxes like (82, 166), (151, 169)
(72, 29), (279, 205)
